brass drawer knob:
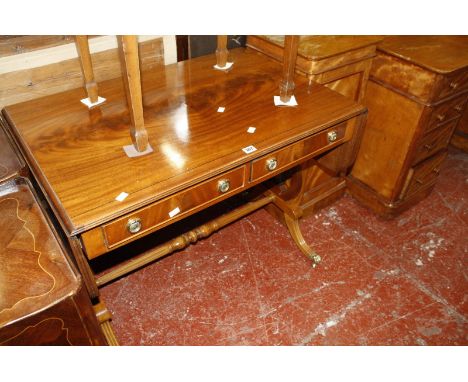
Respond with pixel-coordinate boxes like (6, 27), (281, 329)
(266, 158), (278, 171)
(436, 114), (445, 122)
(218, 179), (230, 193)
(424, 144), (433, 150)
(327, 130), (338, 143)
(127, 218), (142, 234)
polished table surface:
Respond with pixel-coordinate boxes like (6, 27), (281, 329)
(3, 48), (364, 237)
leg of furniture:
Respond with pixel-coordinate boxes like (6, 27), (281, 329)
(216, 35), (228, 68)
(118, 35), (149, 152)
(94, 302), (119, 346)
(75, 35), (99, 104)
(279, 35), (299, 103)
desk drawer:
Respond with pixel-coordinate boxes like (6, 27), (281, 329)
(424, 94), (467, 135)
(413, 120), (456, 165)
(103, 166), (246, 248)
(402, 151), (447, 199)
(437, 70), (468, 101)
(250, 122), (349, 183)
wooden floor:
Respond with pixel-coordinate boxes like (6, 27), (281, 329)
(99, 147), (467, 345)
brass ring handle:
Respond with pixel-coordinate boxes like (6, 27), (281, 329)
(327, 130), (338, 143)
(266, 158), (278, 171)
(218, 179), (230, 193)
(127, 218), (142, 234)
(449, 82), (458, 89)
(454, 105), (463, 112)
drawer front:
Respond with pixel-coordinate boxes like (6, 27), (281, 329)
(424, 94), (468, 134)
(437, 69), (468, 101)
(402, 151), (447, 199)
(413, 120), (457, 165)
(103, 166), (246, 248)
(250, 122), (349, 183)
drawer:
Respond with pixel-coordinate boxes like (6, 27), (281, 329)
(437, 69), (468, 101)
(401, 151), (447, 199)
(103, 166), (246, 248)
(424, 94), (467, 135)
(250, 122), (349, 183)
(413, 119), (457, 165)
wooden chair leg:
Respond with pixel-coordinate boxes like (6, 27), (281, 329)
(279, 35), (299, 103)
(216, 35), (228, 68)
(75, 36), (99, 104)
(119, 35), (149, 153)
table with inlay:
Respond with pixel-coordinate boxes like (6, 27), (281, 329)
(2, 48), (366, 299)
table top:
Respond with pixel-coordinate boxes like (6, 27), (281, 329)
(255, 35), (382, 60)
(378, 36), (468, 74)
(3, 48), (364, 235)
(0, 178), (78, 329)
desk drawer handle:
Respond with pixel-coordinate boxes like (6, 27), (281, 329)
(454, 105), (463, 112)
(327, 131), (338, 143)
(266, 158), (278, 171)
(449, 82), (459, 90)
(127, 218), (142, 234)
(218, 179), (230, 193)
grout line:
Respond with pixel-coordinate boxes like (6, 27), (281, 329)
(403, 272), (467, 323)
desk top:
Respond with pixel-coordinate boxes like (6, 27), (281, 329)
(3, 48), (364, 235)
(378, 36), (468, 74)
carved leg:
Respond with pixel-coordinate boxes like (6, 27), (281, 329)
(283, 213), (321, 268)
(264, 173), (321, 267)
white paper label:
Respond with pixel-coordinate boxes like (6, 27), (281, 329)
(273, 95), (298, 107)
(169, 207), (181, 218)
(247, 127), (256, 134)
(242, 145), (257, 154)
(115, 192), (128, 202)
(217, 106), (225, 113)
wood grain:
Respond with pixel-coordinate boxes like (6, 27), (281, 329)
(279, 36), (299, 102)
(0, 178), (107, 345)
(349, 36), (468, 216)
(75, 36), (99, 103)
(118, 35), (148, 152)
(3, 48), (364, 236)
(216, 35), (228, 68)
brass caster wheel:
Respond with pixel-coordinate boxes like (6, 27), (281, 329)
(310, 254), (321, 268)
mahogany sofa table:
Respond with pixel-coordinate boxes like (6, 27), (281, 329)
(2, 48), (366, 299)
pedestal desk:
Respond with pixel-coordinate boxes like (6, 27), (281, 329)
(348, 36), (468, 216)
(2, 48), (366, 299)
(247, 35), (381, 216)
